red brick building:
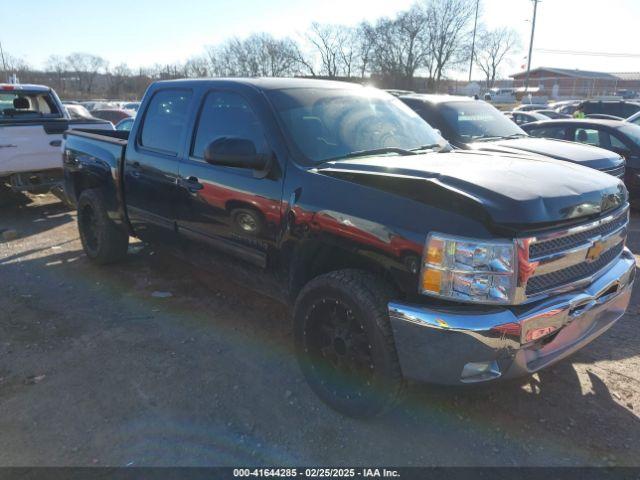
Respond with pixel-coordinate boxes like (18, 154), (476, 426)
(510, 67), (640, 99)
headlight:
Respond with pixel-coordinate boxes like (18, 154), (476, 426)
(420, 233), (517, 304)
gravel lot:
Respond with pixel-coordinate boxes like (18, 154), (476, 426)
(0, 193), (639, 467)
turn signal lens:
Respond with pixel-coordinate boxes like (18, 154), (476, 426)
(422, 269), (442, 293)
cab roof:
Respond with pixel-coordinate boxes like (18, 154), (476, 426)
(153, 77), (366, 92)
(399, 93), (474, 104)
(0, 84), (52, 92)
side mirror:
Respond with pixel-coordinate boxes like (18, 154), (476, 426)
(204, 137), (269, 170)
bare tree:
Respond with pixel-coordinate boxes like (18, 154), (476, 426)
(303, 23), (363, 78)
(0, 52), (31, 82)
(65, 53), (108, 94)
(184, 56), (210, 78)
(355, 22), (375, 78)
(305, 23), (342, 78)
(474, 28), (519, 89)
(365, 5), (430, 83)
(206, 33), (302, 77)
(107, 63), (132, 97)
(424, 0), (476, 89)
(45, 55), (67, 92)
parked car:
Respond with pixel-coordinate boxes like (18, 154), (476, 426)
(522, 118), (640, 199)
(122, 101), (141, 112)
(115, 117), (135, 131)
(554, 101), (581, 116)
(62, 79), (634, 417)
(64, 104), (94, 120)
(504, 110), (550, 125)
(399, 94), (625, 178)
(384, 89), (415, 97)
(532, 109), (571, 119)
(581, 100), (640, 118)
(586, 114), (624, 121)
(514, 103), (548, 112)
(0, 83), (113, 197)
(627, 111), (640, 126)
(79, 100), (106, 111)
(617, 89), (637, 100)
(91, 108), (133, 125)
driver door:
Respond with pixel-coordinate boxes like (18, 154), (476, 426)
(176, 90), (283, 268)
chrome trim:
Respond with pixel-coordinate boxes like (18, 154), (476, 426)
(529, 205), (628, 248)
(533, 226), (626, 275)
(601, 165), (626, 179)
(388, 249), (635, 384)
(515, 205), (629, 303)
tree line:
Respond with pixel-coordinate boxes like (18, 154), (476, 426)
(0, 0), (519, 99)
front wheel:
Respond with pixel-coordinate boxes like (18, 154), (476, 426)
(77, 189), (129, 265)
(294, 270), (403, 418)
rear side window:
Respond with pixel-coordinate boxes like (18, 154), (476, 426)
(140, 89), (192, 155)
(574, 128), (604, 146)
(191, 91), (267, 159)
(529, 126), (567, 140)
(0, 91), (61, 120)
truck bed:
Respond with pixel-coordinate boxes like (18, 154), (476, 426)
(62, 129), (129, 212)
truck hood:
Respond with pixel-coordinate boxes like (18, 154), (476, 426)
(467, 137), (624, 171)
(315, 150), (626, 228)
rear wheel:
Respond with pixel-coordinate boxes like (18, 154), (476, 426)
(294, 270), (403, 417)
(77, 189), (129, 264)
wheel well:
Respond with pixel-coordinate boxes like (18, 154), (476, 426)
(288, 241), (401, 302)
(71, 172), (102, 202)
(226, 200), (263, 216)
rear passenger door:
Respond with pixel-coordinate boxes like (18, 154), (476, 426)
(125, 88), (194, 244)
(176, 89), (283, 269)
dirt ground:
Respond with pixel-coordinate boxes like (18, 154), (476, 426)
(0, 193), (639, 467)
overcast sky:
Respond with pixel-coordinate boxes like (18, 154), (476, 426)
(2, 0), (639, 78)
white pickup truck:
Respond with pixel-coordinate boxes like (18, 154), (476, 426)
(0, 83), (113, 198)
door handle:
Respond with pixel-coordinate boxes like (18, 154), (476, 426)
(179, 176), (204, 192)
(50, 140), (62, 147)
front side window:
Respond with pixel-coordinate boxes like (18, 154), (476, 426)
(267, 87), (446, 164)
(529, 126), (566, 140)
(140, 89), (192, 155)
(192, 91), (267, 159)
(574, 128), (603, 146)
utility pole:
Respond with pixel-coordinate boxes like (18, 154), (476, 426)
(524, 0), (540, 93)
(468, 0), (480, 83)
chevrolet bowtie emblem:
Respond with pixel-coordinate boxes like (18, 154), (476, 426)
(586, 240), (606, 263)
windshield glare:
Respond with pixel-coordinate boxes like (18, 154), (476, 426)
(439, 101), (526, 142)
(268, 87), (447, 164)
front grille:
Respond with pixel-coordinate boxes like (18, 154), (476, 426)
(526, 242), (624, 295)
(529, 211), (627, 259)
(601, 165), (625, 178)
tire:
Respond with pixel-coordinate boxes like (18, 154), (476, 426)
(294, 269), (404, 418)
(77, 189), (129, 265)
(231, 207), (266, 235)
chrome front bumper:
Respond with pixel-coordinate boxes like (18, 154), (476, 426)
(388, 248), (636, 385)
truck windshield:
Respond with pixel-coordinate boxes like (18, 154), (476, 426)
(267, 87), (447, 164)
(438, 101), (526, 142)
(0, 91), (62, 120)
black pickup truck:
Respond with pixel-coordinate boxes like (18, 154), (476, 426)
(62, 79), (635, 417)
